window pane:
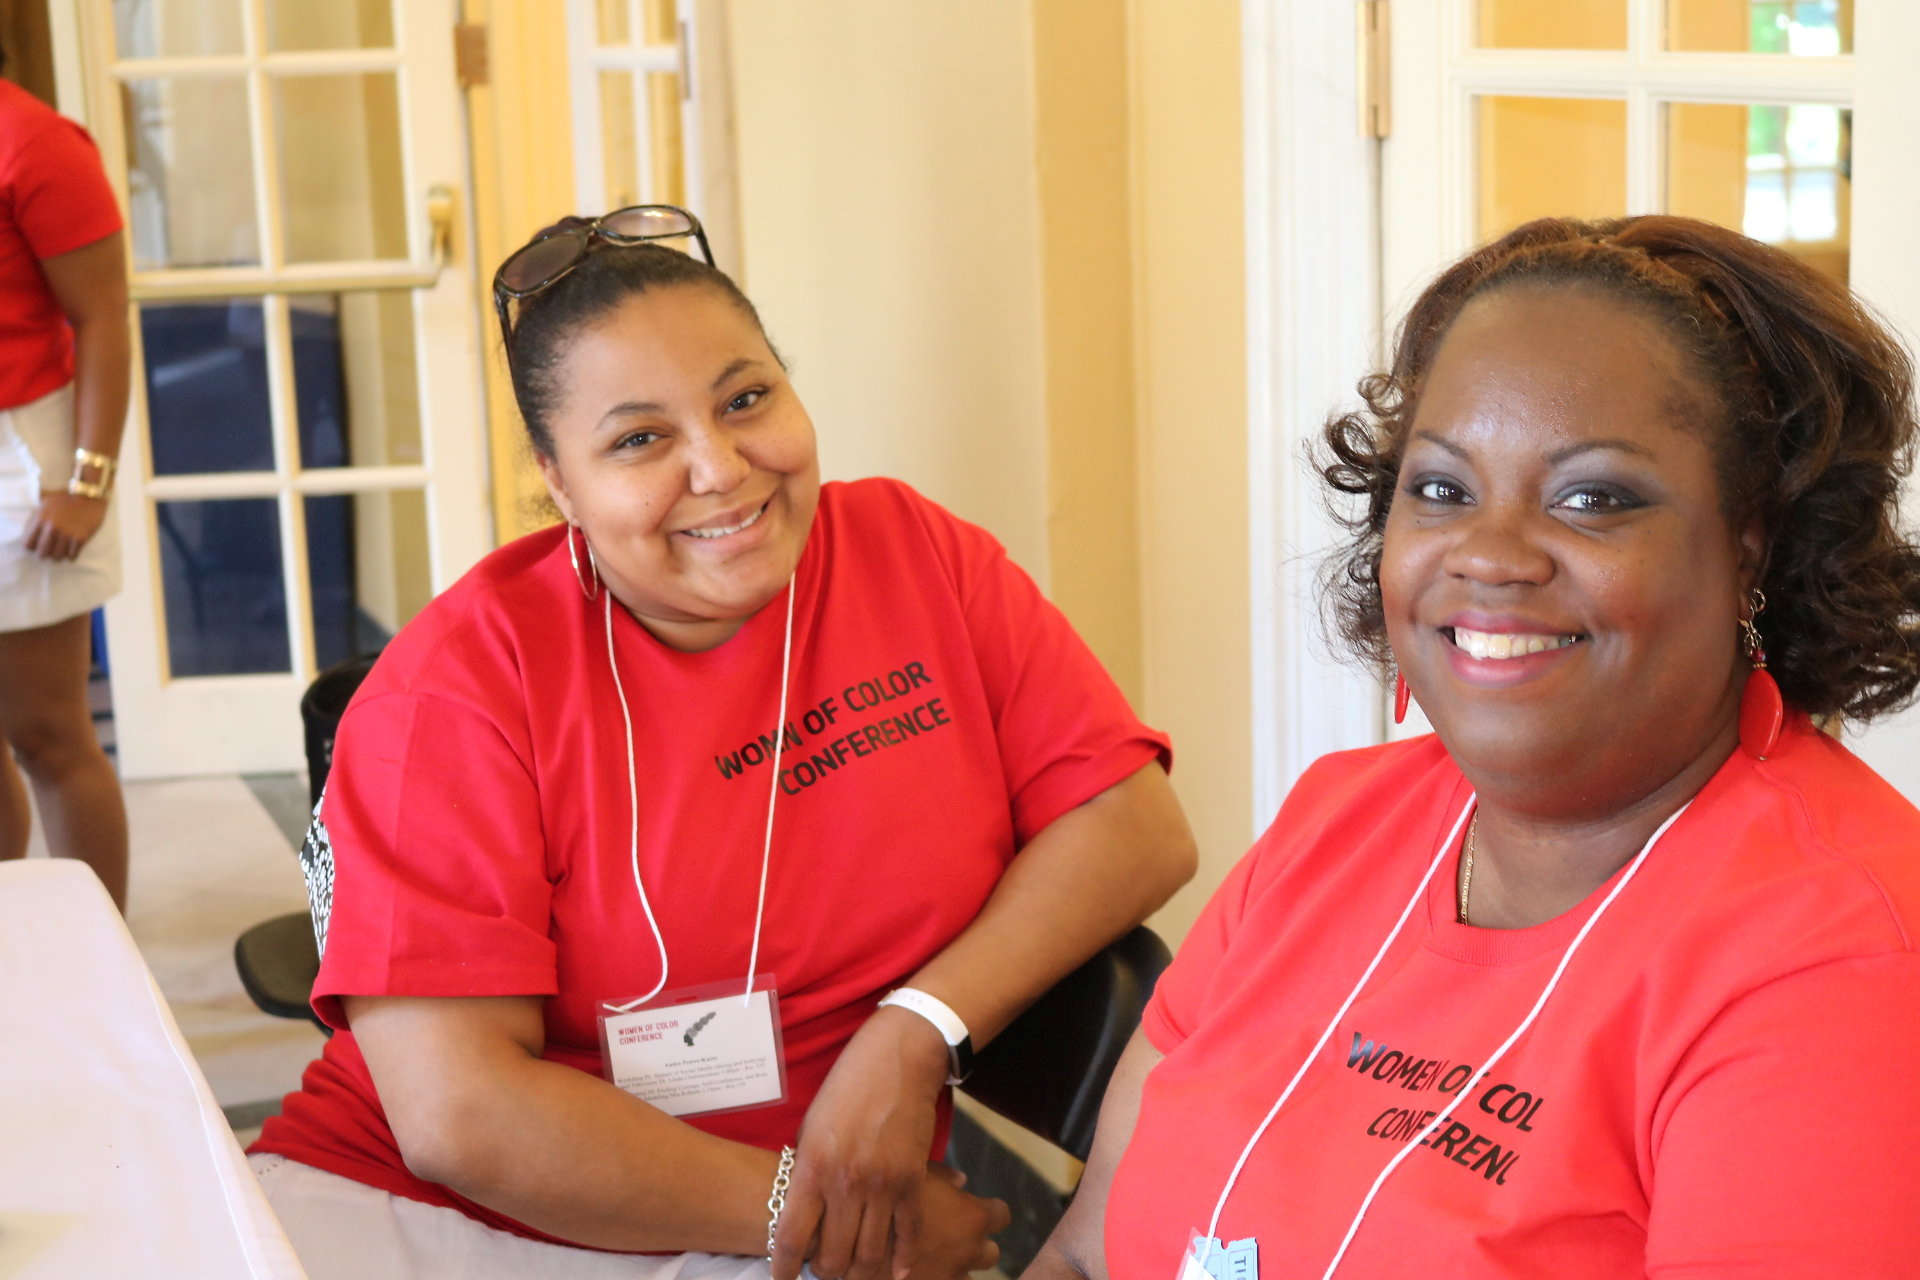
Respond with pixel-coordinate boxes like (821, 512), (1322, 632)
(596, 0), (632, 45)
(122, 77), (260, 270)
(1667, 0), (1850, 53)
(158, 498), (290, 677)
(1478, 0), (1626, 49)
(647, 72), (685, 207)
(265, 0), (394, 51)
(1477, 97), (1627, 241)
(305, 490), (429, 671)
(600, 71), (641, 209)
(140, 302), (275, 476)
(293, 292), (422, 470)
(275, 74), (408, 264)
(113, 0), (243, 59)
(644, 0), (677, 45)
(1666, 101), (1849, 285)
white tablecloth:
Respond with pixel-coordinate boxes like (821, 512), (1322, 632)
(0, 860), (306, 1278)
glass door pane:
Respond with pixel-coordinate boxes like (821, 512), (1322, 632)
(157, 498), (291, 676)
(139, 300), (275, 475)
(1478, 96), (1627, 239)
(274, 74), (408, 263)
(266, 0), (396, 51)
(1667, 102), (1851, 284)
(1667, 1), (1851, 54)
(1478, 0), (1627, 49)
(121, 77), (261, 270)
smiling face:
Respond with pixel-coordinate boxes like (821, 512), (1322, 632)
(1381, 284), (1763, 820)
(537, 283), (820, 651)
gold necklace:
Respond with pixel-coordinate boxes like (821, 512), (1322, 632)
(1458, 814), (1477, 925)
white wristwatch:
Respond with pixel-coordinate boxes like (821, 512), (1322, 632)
(878, 987), (975, 1085)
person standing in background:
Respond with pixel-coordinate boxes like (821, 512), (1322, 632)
(0, 38), (132, 910)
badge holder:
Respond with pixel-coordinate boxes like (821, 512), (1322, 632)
(1180, 1231), (1257, 1280)
(598, 975), (788, 1119)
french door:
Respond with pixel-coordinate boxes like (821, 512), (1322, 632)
(62, 0), (490, 778)
(1379, 0), (1920, 798)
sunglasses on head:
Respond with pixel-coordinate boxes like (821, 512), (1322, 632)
(491, 204), (715, 365)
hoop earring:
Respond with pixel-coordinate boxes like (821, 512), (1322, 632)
(1393, 672), (1411, 725)
(1738, 587), (1783, 760)
(567, 523), (601, 601)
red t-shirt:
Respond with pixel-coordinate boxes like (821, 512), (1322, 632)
(0, 81), (122, 409)
(254, 477), (1170, 1243)
(1110, 718), (1920, 1278)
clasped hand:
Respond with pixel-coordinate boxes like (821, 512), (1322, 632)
(24, 492), (105, 561)
(771, 1008), (1009, 1280)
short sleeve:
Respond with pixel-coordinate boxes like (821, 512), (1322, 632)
(1140, 830), (1269, 1052)
(11, 119), (121, 261)
(1646, 951), (1920, 1276)
(911, 492), (1170, 842)
(309, 689), (558, 1029)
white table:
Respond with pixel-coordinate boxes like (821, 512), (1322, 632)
(0, 860), (306, 1278)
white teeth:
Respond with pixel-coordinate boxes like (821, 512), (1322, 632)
(1451, 627), (1579, 660)
(682, 501), (767, 539)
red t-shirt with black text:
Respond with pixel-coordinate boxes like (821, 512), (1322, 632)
(253, 477), (1170, 1244)
(1107, 720), (1920, 1278)
(0, 81), (122, 409)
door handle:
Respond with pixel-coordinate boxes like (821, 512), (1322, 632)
(427, 183), (457, 271)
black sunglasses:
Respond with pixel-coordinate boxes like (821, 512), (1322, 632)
(491, 204), (715, 367)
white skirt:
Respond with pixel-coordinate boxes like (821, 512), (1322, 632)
(0, 382), (121, 633)
(249, 1154), (808, 1280)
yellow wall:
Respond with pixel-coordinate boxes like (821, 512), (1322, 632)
(726, 1), (1051, 584)
(1032, 0), (1143, 699)
(1126, 0), (1251, 944)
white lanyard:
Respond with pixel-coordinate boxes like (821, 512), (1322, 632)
(602, 576), (798, 1013)
(1197, 793), (1688, 1278)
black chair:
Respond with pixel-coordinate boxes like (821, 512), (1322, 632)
(235, 653), (1169, 1165)
(959, 925), (1168, 1162)
(233, 653), (381, 1034)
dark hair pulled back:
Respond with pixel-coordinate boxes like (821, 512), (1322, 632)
(502, 218), (771, 457)
(1318, 214), (1920, 723)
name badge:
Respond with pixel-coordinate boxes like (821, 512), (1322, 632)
(597, 976), (788, 1118)
(1180, 1233), (1257, 1280)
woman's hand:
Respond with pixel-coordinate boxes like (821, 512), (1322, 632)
(772, 1005), (953, 1280)
(907, 1165), (1010, 1279)
(25, 493), (106, 561)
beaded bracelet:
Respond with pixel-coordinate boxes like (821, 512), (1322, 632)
(765, 1145), (795, 1260)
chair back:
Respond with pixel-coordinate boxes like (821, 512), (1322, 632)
(960, 924), (1173, 1161)
(300, 652), (381, 806)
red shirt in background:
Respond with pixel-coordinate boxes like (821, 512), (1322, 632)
(255, 478), (1171, 1245)
(0, 79), (122, 409)
(1109, 719), (1920, 1278)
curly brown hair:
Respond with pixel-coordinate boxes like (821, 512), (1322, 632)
(1319, 215), (1920, 722)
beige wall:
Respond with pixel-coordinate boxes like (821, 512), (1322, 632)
(727, 1), (1051, 583)
(1032, 0), (1143, 699)
(1126, 0), (1251, 944)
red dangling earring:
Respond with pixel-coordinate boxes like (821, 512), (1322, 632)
(1738, 588), (1784, 760)
(1394, 672), (1411, 725)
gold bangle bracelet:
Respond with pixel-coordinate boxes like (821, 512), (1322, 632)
(69, 447), (117, 499)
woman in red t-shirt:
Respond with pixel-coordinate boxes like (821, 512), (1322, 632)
(0, 56), (132, 910)
(250, 207), (1198, 1280)
(1023, 217), (1920, 1279)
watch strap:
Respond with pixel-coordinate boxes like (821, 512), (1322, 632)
(878, 987), (974, 1085)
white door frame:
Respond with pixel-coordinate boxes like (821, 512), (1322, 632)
(64, 0), (491, 779)
(1242, 0), (1385, 828)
